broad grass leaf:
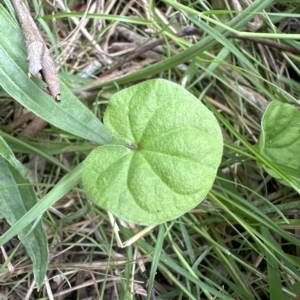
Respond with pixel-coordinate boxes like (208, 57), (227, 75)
(0, 154), (48, 289)
(0, 163), (83, 249)
(83, 79), (223, 225)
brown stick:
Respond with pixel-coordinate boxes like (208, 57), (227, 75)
(11, 0), (61, 102)
(101, 26), (300, 77)
(229, 34), (300, 54)
(101, 38), (167, 77)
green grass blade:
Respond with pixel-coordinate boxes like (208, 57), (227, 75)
(43, 12), (152, 25)
(0, 163), (83, 247)
(0, 131), (70, 172)
(261, 227), (283, 300)
(0, 156), (48, 288)
(146, 224), (165, 300)
(121, 227), (233, 299)
(0, 136), (28, 176)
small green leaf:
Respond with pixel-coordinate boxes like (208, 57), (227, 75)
(83, 79), (223, 225)
(259, 100), (300, 184)
(0, 155), (48, 289)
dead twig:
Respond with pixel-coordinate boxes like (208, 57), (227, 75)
(11, 0), (61, 102)
(102, 25), (300, 78)
(230, 35), (300, 54)
(101, 27), (203, 77)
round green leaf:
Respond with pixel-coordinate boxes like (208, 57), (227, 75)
(83, 79), (223, 225)
(259, 100), (300, 185)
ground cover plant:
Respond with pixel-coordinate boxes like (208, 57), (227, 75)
(1, 0), (300, 299)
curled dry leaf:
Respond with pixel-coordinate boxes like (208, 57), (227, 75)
(11, 0), (61, 102)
